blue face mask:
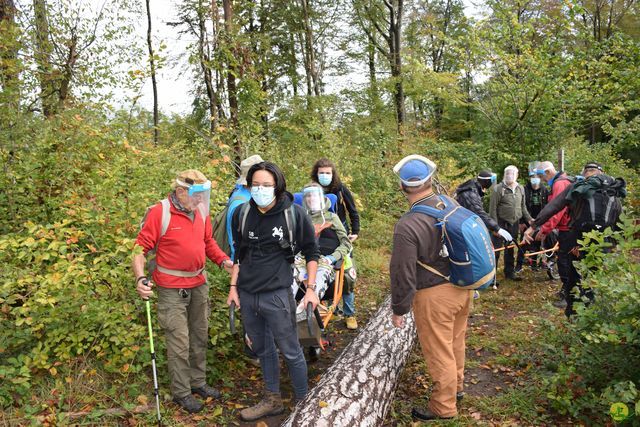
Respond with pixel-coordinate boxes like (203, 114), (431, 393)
(530, 177), (541, 186)
(318, 173), (332, 187)
(575, 175), (585, 182)
(251, 186), (275, 208)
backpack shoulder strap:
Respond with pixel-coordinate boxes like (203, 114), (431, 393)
(416, 259), (449, 280)
(410, 195), (451, 219)
(160, 198), (171, 237)
(284, 205), (297, 247)
(239, 202), (251, 240)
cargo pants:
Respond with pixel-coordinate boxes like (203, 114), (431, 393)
(157, 284), (210, 399)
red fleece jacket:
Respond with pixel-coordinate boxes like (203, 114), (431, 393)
(136, 198), (229, 288)
(540, 174), (571, 235)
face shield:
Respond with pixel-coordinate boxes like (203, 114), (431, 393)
(393, 155), (436, 187)
(503, 166), (518, 185)
(302, 185), (325, 213)
(176, 178), (211, 217)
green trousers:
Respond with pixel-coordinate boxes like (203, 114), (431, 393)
(157, 284), (210, 398)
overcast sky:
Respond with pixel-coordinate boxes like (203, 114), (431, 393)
(132, 0), (486, 115)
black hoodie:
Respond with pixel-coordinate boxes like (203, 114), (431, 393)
(231, 192), (320, 294)
(454, 179), (500, 232)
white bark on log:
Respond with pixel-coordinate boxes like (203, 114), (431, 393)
(282, 295), (417, 427)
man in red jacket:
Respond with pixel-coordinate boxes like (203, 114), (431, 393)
(133, 169), (233, 413)
(526, 161), (572, 308)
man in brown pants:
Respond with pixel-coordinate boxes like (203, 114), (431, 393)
(389, 155), (472, 421)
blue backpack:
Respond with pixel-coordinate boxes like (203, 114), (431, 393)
(411, 195), (495, 290)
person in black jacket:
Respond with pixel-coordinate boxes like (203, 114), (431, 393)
(311, 158), (360, 329)
(227, 162), (320, 421)
(516, 171), (549, 272)
(455, 170), (513, 243)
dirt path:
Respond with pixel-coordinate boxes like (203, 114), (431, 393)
(385, 268), (570, 426)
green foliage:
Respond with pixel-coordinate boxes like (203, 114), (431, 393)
(0, 108), (237, 409)
(543, 216), (640, 423)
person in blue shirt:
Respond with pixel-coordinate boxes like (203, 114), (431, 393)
(226, 155), (264, 260)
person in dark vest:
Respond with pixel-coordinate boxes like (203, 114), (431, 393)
(524, 162), (626, 317)
(516, 170), (549, 272)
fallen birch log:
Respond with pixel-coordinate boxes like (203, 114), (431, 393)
(282, 295), (417, 427)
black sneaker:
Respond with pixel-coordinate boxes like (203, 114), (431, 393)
(506, 273), (522, 282)
(173, 395), (204, 413)
(412, 407), (454, 421)
(191, 384), (221, 400)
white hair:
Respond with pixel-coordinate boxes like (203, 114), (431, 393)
(538, 161), (555, 174)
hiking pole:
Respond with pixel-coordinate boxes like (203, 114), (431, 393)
(143, 280), (162, 426)
(229, 301), (237, 335)
(306, 302), (315, 336)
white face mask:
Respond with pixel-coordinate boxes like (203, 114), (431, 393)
(251, 186), (275, 208)
(318, 173), (332, 187)
(530, 177), (541, 186)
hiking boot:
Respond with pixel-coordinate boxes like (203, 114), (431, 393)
(505, 273), (522, 282)
(552, 298), (567, 309)
(412, 407), (454, 421)
(345, 316), (358, 330)
(173, 395), (204, 413)
(191, 384), (221, 400)
(239, 391), (284, 421)
(456, 391), (465, 401)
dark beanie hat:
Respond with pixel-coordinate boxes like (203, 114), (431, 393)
(477, 170), (493, 180)
(583, 162), (603, 171)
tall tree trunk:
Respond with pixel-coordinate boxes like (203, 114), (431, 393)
(288, 30), (299, 96)
(223, 0), (241, 166)
(283, 295), (417, 426)
(299, 0), (320, 96)
(387, 0), (405, 134)
(0, 0), (18, 90)
(33, 0), (56, 117)
(296, 29), (313, 97)
(197, 0), (217, 133)
(145, 0), (159, 144)
(367, 18), (379, 113)
(57, 32), (77, 111)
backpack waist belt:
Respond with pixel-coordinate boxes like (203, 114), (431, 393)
(156, 265), (205, 278)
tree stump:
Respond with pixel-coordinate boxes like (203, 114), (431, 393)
(282, 295), (417, 427)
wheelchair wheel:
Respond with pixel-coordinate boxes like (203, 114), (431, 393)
(308, 346), (321, 362)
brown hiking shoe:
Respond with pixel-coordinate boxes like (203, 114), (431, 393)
(239, 391), (284, 421)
